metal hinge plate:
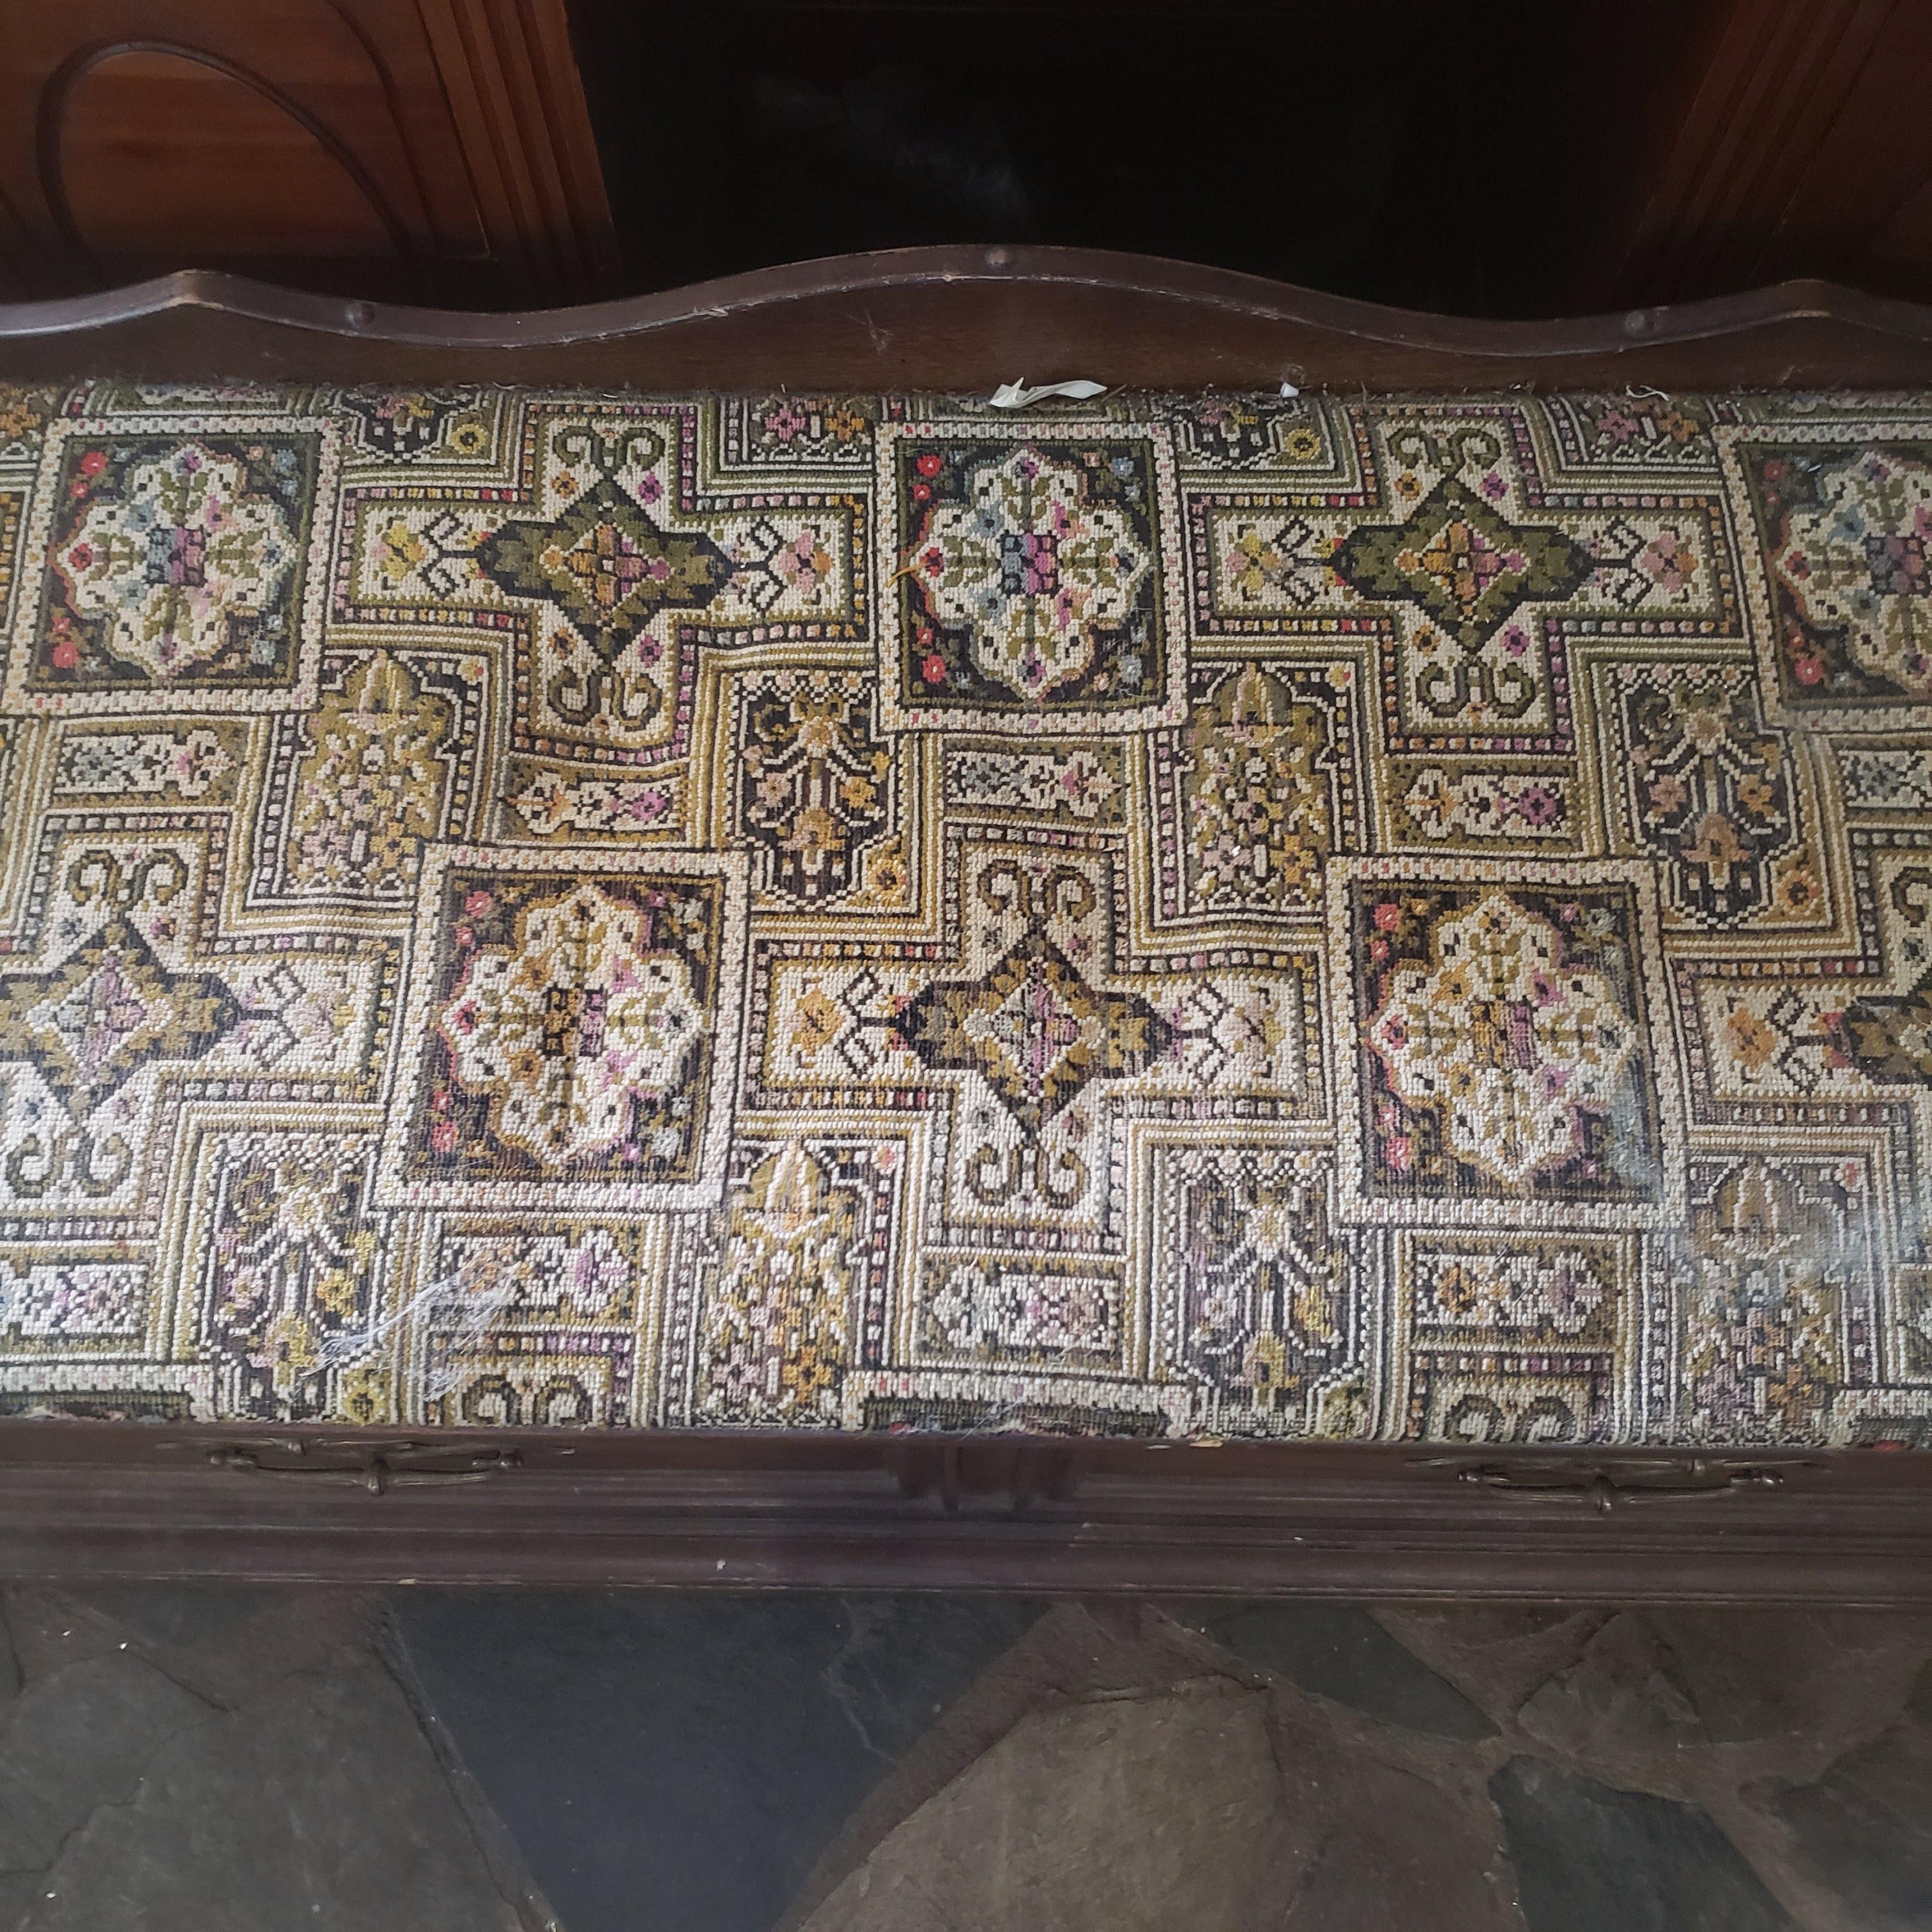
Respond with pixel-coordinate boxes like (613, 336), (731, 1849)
(1420, 1453), (1807, 1514)
(203, 1438), (521, 1494)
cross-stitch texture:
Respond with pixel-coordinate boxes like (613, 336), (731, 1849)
(3, 381), (1931, 1445)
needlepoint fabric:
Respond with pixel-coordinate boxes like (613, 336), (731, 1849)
(2, 381), (1930, 1446)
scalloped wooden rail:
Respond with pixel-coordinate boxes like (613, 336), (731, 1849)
(4, 247), (1932, 390)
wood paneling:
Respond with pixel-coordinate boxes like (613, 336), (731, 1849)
(54, 49), (402, 265)
(0, 0), (615, 303)
(416, 0), (615, 297)
(1590, 0), (1932, 309)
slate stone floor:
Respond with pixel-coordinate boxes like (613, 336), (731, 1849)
(1, 1586), (1928, 1931)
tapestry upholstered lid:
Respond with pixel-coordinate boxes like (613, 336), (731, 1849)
(1, 381), (1928, 1448)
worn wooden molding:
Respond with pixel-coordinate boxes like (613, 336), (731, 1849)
(4, 251), (1932, 390)
(2, 1425), (1929, 1603)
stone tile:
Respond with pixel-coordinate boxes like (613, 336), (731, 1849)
(57, 1584), (383, 1710)
(1517, 1613), (1706, 1759)
(1516, 1609), (1932, 1793)
(392, 1591), (1038, 1932)
(0, 1654), (213, 1873)
(1254, 1661), (1524, 1931)
(1282, 1751), (1522, 1931)
(1395, 1608), (1582, 1641)
(7, 1589), (1929, 1932)
(65, 1587), (287, 1654)
(0, 1874), (38, 1929)
(1372, 1606), (1609, 1726)
(373, 1621), (562, 1928)
(0, 1605), (19, 1707)
(0, 1587), (150, 1686)
(1199, 1603), (1496, 1739)
(799, 1687), (1298, 1932)
(1491, 1758), (1795, 1932)
(1744, 1660), (1932, 1932)
(781, 1601), (1253, 1929)
(1649, 1610), (1932, 1748)
(17, 1652), (528, 1932)
(1036, 1601), (1242, 1699)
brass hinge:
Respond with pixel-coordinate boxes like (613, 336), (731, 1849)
(1424, 1454), (1804, 1514)
(204, 1438), (521, 1494)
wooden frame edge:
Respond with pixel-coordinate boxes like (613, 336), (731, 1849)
(3, 248), (1932, 389)
(3, 1423), (1928, 1602)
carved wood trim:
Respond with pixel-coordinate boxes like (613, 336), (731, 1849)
(1597, 0), (1932, 307)
(411, 0), (618, 297)
(33, 40), (423, 268)
(3, 253), (1932, 391)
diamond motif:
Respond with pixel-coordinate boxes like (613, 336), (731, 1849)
(881, 425), (1186, 733)
(1335, 861), (1683, 1230)
(8, 381), (1932, 1450)
(1330, 476), (1591, 645)
(1763, 447), (1932, 699)
(1830, 972), (1932, 1086)
(1368, 893), (1637, 1186)
(473, 480), (729, 643)
(912, 446), (1154, 703)
(0, 916), (240, 1116)
(897, 930), (1169, 1133)
(27, 428), (324, 699)
(376, 847), (746, 1214)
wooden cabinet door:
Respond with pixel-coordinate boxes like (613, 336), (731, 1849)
(1587, 0), (1932, 309)
(0, 0), (615, 303)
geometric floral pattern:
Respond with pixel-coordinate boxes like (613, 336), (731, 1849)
(1746, 443), (1932, 711)
(1333, 859), (1684, 1228)
(877, 422), (1188, 733)
(374, 845), (746, 1215)
(3, 381), (1932, 1446)
(7, 413), (334, 713)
